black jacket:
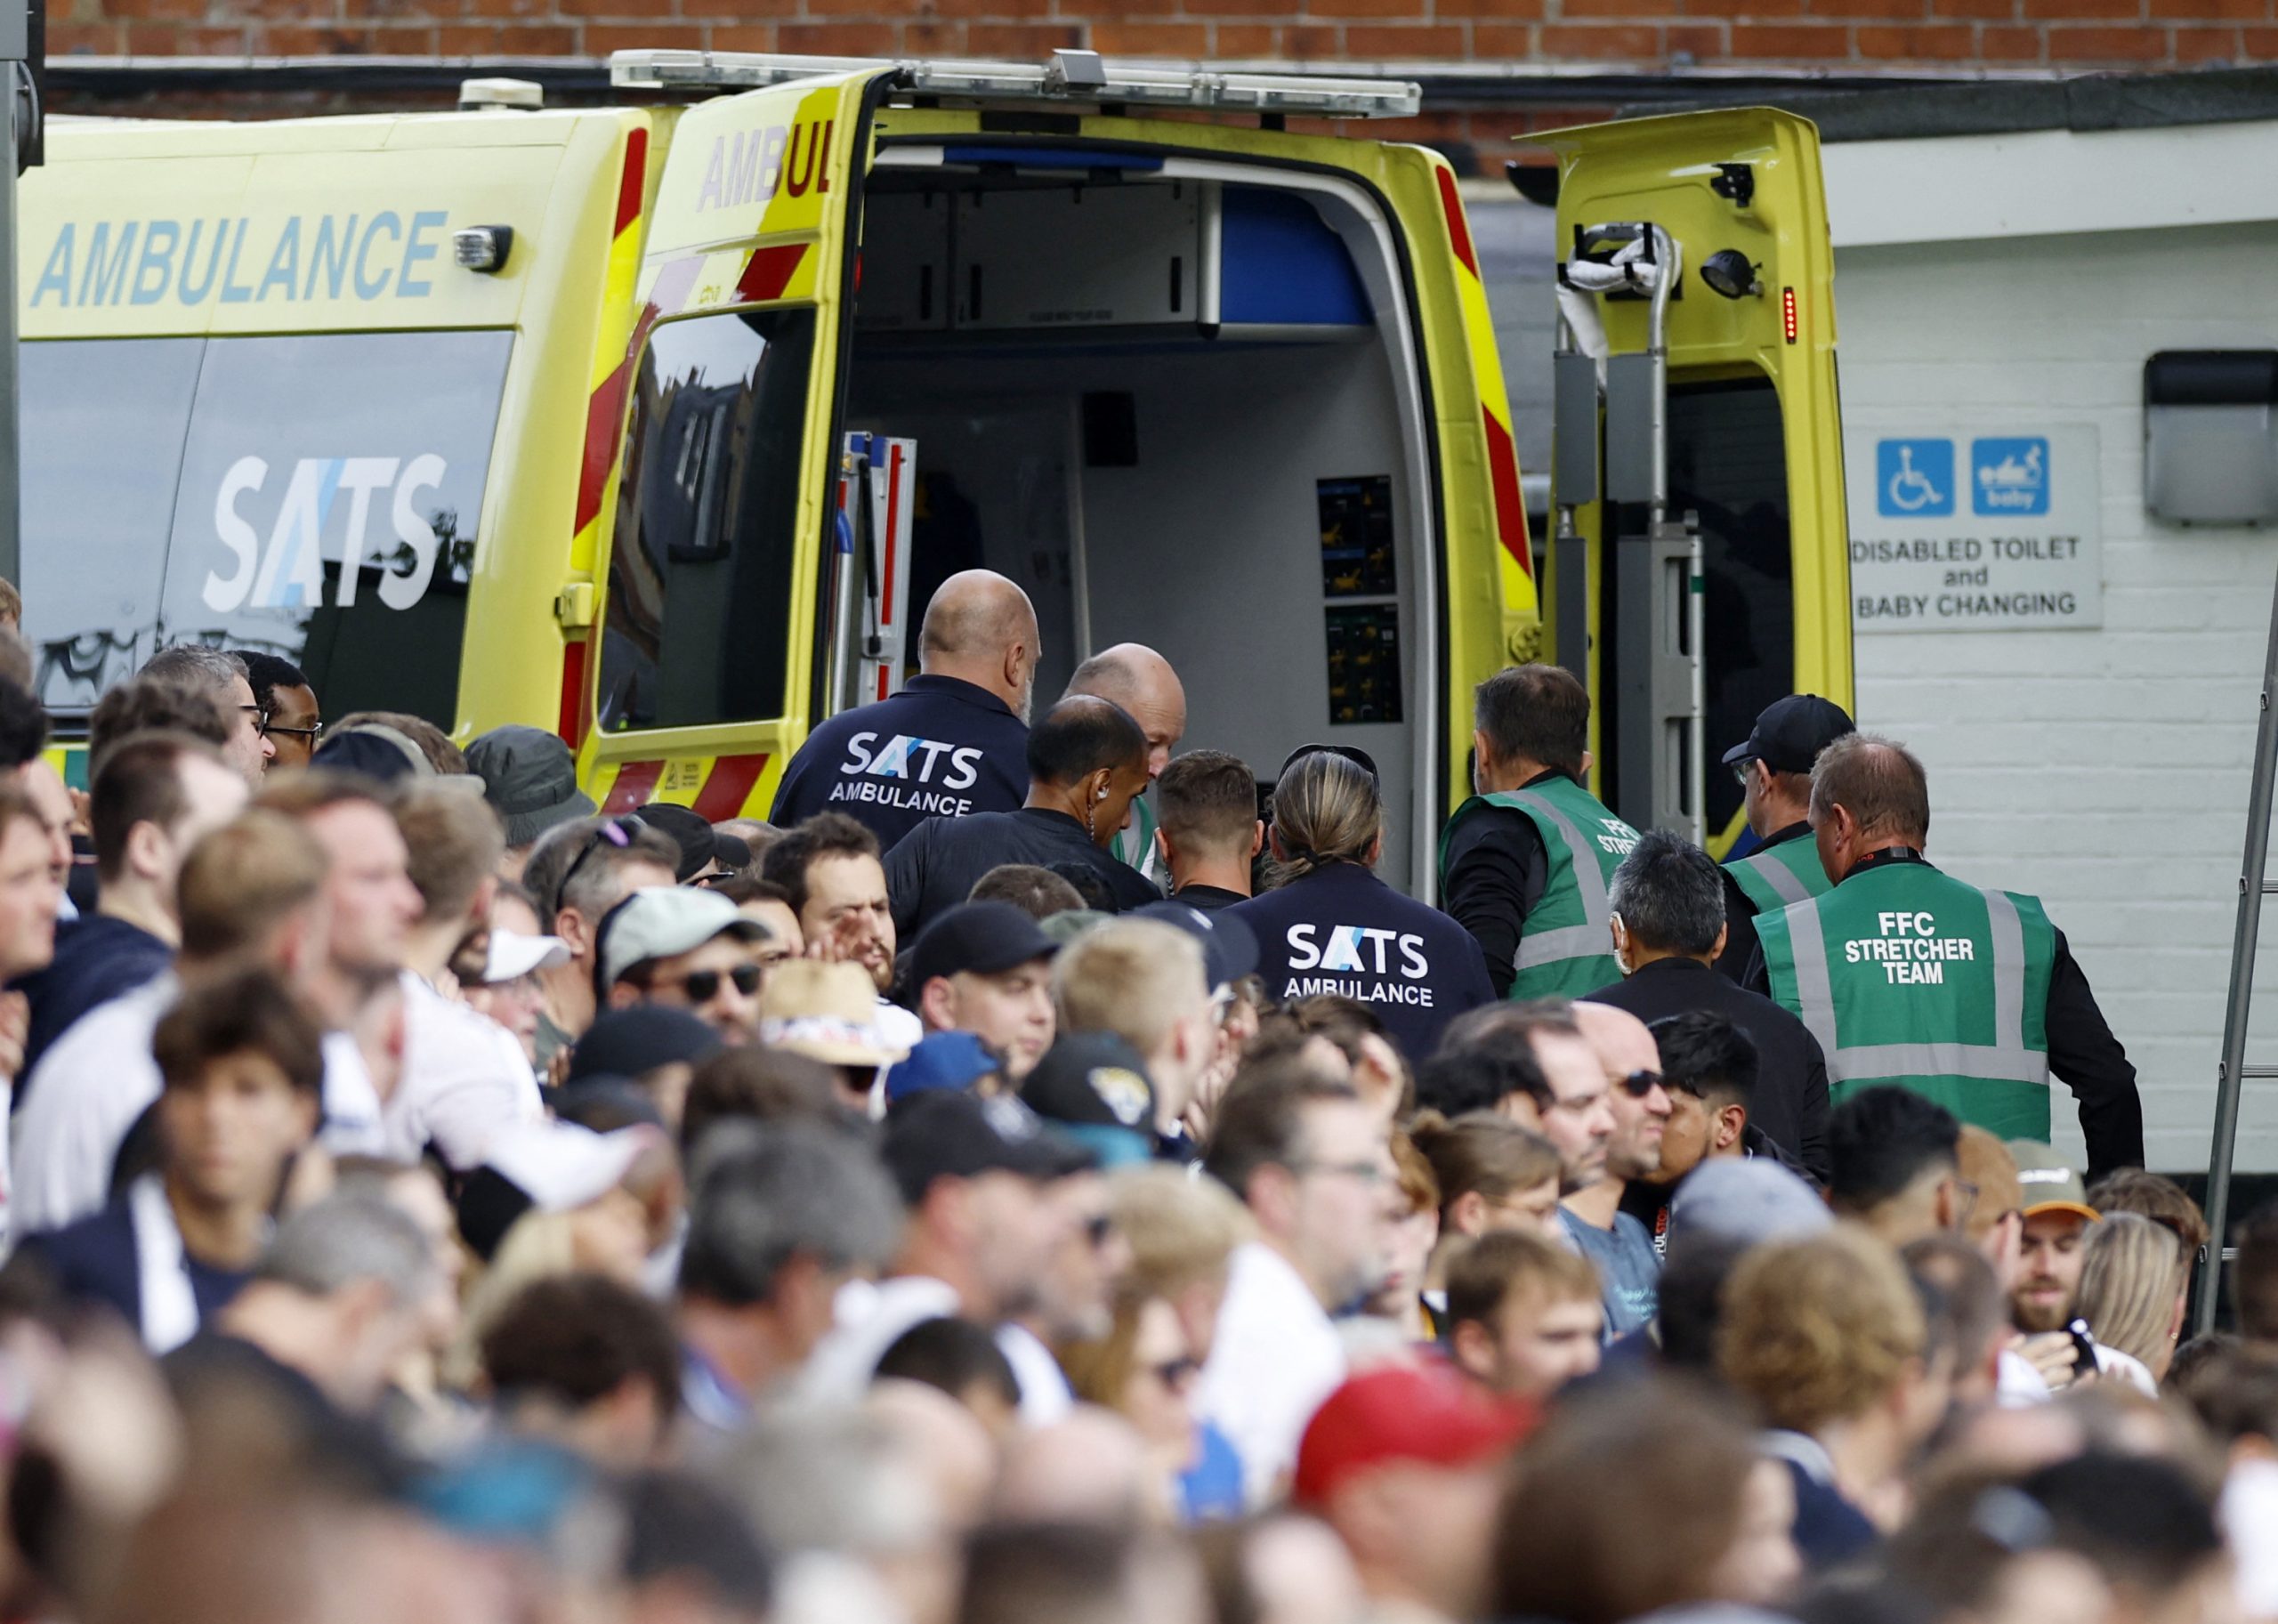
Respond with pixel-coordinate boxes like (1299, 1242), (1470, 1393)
(1440, 768), (1571, 998)
(885, 806), (1159, 941)
(1583, 955), (1832, 1184)
(770, 675), (1029, 851)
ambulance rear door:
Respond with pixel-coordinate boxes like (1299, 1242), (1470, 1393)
(578, 62), (893, 818)
(1530, 109), (1851, 849)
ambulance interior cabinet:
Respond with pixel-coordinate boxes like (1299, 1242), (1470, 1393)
(2145, 350), (2278, 526)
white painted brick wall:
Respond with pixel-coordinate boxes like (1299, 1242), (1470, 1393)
(1837, 225), (2278, 1174)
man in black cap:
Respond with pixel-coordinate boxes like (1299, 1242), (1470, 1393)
(908, 901), (1060, 1084)
(1022, 1032), (1159, 1168)
(804, 1089), (1095, 1422)
(466, 725), (599, 883)
(1717, 693), (1855, 982)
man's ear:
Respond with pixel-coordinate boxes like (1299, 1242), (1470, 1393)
(1248, 820), (1264, 859)
(555, 907), (593, 958)
(918, 975), (957, 1032)
(1716, 1103), (1748, 1152)
(1711, 920), (1729, 961)
(1448, 1189), (1490, 1238)
(1450, 1320), (1497, 1385)
(1580, 749), (1595, 778)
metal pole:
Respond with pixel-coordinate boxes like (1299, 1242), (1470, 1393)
(0, 64), (20, 586)
(2195, 563), (2278, 1334)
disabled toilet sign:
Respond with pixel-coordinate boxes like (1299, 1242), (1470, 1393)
(1847, 424), (2101, 633)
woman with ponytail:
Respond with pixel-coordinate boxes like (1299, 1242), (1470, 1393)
(1227, 747), (1493, 1062)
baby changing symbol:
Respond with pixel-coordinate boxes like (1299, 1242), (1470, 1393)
(1973, 438), (2048, 515)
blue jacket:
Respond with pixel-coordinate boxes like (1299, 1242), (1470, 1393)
(1228, 863), (1494, 1060)
(771, 675), (1029, 849)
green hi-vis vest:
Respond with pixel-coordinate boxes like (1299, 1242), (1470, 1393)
(1757, 860), (2060, 1140)
(1725, 835), (1833, 914)
(1440, 778), (1641, 1000)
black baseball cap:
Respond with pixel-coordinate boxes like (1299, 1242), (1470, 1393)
(881, 1089), (1095, 1206)
(1022, 1032), (1158, 1168)
(1722, 695), (1856, 775)
(909, 901), (1060, 990)
(1279, 743), (1380, 785)
(636, 802), (730, 884)
(1135, 900), (1258, 990)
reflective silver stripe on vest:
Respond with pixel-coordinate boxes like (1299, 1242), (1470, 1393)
(1784, 895), (1844, 1060)
(1738, 849), (1814, 907)
(1786, 887), (2049, 1087)
(1511, 790), (1616, 970)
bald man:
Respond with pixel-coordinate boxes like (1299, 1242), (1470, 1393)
(1066, 644), (1187, 885)
(1559, 1001), (1669, 1339)
(772, 570), (1041, 850)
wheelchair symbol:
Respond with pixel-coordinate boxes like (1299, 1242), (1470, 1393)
(1876, 440), (1955, 518)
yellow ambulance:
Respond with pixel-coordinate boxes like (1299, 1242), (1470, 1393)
(16, 53), (1848, 885)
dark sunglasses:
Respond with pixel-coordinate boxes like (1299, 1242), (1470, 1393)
(554, 815), (643, 914)
(1615, 1069), (1665, 1098)
(666, 963), (763, 1003)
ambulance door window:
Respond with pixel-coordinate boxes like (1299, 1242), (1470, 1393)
(1665, 376), (1793, 841)
(153, 329), (514, 730)
(599, 308), (816, 733)
(20, 337), (205, 717)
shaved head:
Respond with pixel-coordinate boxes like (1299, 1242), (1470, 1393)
(920, 570), (1041, 721)
(1066, 643), (1187, 780)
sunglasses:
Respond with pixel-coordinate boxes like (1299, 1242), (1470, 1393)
(1731, 757), (1755, 788)
(1279, 742), (1381, 785)
(1615, 1069), (1664, 1098)
(263, 717), (324, 744)
(662, 963), (763, 1003)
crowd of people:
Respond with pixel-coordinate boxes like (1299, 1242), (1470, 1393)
(0, 567), (2255, 1623)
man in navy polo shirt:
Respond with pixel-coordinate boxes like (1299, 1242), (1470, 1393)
(771, 570), (1039, 850)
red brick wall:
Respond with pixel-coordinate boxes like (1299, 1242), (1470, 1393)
(43, 0), (2272, 167)
(53, 0), (2271, 72)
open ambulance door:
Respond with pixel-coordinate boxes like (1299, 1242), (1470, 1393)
(1529, 109), (1852, 852)
(575, 63), (895, 818)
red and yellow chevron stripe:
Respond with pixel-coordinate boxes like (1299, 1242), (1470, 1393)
(593, 752), (773, 820)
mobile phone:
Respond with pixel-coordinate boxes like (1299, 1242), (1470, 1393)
(2066, 1317), (2099, 1379)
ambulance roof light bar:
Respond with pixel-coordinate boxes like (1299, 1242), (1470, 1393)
(609, 48), (1424, 119)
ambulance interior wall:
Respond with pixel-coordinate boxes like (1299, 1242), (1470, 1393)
(848, 333), (1431, 893)
(1830, 220), (2278, 1176)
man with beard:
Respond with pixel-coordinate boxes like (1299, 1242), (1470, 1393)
(2007, 1143), (2153, 1394)
(769, 570), (1038, 848)
(763, 812), (923, 1053)
(1560, 1002), (1670, 1338)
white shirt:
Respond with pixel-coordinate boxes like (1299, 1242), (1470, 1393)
(382, 973), (544, 1171)
(1197, 1240), (1347, 1508)
(12, 975), (401, 1242)
(802, 1273), (1072, 1424)
(2224, 1458), (2278, 1617)
(12, 975), (176, 1240)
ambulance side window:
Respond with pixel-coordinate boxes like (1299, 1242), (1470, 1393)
(599, 308), (814, 733)
(20, 338), (204, 713)
(1666, 376), (1794, 838)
